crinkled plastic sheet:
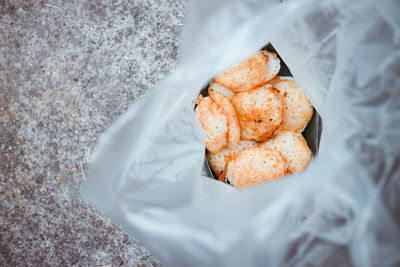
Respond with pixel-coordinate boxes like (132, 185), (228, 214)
(81, 0), (400, 266)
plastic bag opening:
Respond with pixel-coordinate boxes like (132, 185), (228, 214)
(199, 43), (322, 181)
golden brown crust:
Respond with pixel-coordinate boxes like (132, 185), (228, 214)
(209, 90), (240, 147)
(207, 140), (258, 177)
(223, 147), (287, 189)
(214, 51), (280, 92)
(231, 85), (284, 141)
(195, 97), (229, 154)
(260, 130), (312, 173)
(270, 77), (314, 132)
(208, 82), (234, 99)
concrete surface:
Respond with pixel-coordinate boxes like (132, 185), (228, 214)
(0, 0), (185, 266)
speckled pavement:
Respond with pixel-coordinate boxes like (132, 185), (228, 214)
(0, 0), (185, 265)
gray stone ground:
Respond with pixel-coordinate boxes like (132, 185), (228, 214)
(0, 0), (185, 266)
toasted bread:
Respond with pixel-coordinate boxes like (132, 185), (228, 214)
(195, 96), (228, 154)
(214, 50), (280, 92)
(208, 82), (234, 99)
(270, 77), (313, 132)
(260, 130), (312, 173)
(223, 147), (287, 189)
(206, 140), (258, 176)
(231, 84), (284, 141)
(209, 90), (240, 147)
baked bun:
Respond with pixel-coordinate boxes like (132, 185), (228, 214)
(231, 84), (284, 141)
(206, 140), (258, 176)
(270, 76), (313, 132)
(262, 50), (280, 81)
(209, 90), (240, 147)
(223, 147), (287, 189)
(195, 96), (228, 154)
(208, 82), (234, 99)
(214, 50), (280, 92)
(260, 130), (312, 173)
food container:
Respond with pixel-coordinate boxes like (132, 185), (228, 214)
(199, 44), (322, 179)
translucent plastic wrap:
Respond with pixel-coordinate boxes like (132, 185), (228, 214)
(81, 0), (400, 266)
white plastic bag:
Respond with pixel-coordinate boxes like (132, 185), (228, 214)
(82, 0), (400, 266)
